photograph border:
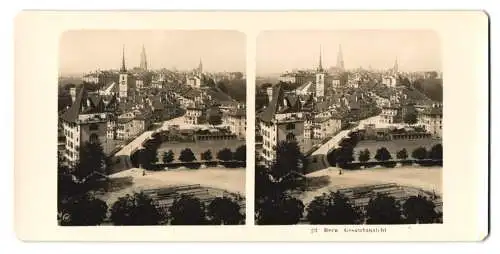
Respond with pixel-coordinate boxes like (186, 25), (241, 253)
(14, 10), (488, 241)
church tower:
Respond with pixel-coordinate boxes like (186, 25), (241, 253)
(198, 58), (203, 74)
(315, 45), (325, 97)
(336, 44), (344, 70)
(119, 45), (128, 98)
(393, 58), (399, 74)
(140, 45), (148, 71)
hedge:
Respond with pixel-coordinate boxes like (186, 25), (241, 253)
(143, 160), (246, 170)
(337, 159), (443, 170)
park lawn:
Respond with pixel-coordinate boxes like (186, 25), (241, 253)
(103, 167), (246, 207)
(156, 139), (246, 162)
(353, 138), (441, 161)
(300, 166), (442, 205)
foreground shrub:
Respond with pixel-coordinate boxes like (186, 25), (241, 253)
(256, 193), (305, 225)
(169, 195), (207, 225)
(306, 191), (361, 224)
(110, 192), (164, 225)
(366, 194), (402, 224)
(207, 197), (244, 225)
(403, 195), (440, 224)
(221, 161), (246, 168)
(59, 193), (108, 226)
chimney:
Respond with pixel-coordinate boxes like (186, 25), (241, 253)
(70, 87), (76, 103)
(266, 87), (273, 103)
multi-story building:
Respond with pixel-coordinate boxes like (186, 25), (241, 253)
(312, 116), (342, 140)
(419, 104), (443, 138)
(382, 76), (397, 88)
(187, 76), (202, 88)
(60, 87), (108, 166)
(379, 105), (402, 124)
(258, 84), (305, 166)
(113, 109), (152, 141)
(116, 117), (135, 140)
(278, 72), (314, 86)
(185, 104), (205, 125)
(226, 105), (246, 139)
(82, 72), (100, 84)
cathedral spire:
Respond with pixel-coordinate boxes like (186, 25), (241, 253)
(120, 45), (127, 73)
(198, 58), (203, 74)
(140, 44), (148, 71)
(336, 44), (344, 70)
(317, 45), (324, 72)
(393, 57), (399, 73)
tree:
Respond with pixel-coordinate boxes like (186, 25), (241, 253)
(374, 147), (392, 161)
(254, 165), (276, 199)
(366, 194), (402, 224)
(217, 148), (233, 161)
(256, 193), (305, 225)
(207, 197), (244, 225)
(397, 148), (409, 160)
(272, 141), (304, 178)
(412, 147), (428, 160)
(327, 148), (340, 166)
(178, 148), (196, 162)
(429, 144), (443, 160)
(59, 193), (108, 226)
(306, 191), (361, 224)
(162, 150), (175, 163)
(404, 112), (418, 125)
(201, 149), (213, 161)
(233, 145), (246, 162)
(110, 192), (164, 225)
(74, 141), (108, 180)
(403, 195), (439, 224)
(137, 147), (158, 170)
(207, 114), (222, 126)
(358, 149), (371, 163)
(169, 196), (207, 225)
(336, 146), (355, 166)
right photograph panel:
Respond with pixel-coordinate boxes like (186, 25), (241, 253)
(255, 30), (443, 225)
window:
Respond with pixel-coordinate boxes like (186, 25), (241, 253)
(286, 133), (296, 141)
(89, 133), (99, 144)
(286, 123), (295, 130)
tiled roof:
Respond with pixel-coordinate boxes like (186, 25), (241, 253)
(60, 87), (102, 123)
(258, 85), (281, 123)
(207, 88), (233, 102)
(295, 81), (315, 93)
(259, 84), (302, 122)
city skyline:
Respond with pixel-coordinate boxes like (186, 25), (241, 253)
(59, 30), (246, 75)
(257, 30), (441, 76)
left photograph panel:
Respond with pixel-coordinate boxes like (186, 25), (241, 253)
(57, 30), (247, 226)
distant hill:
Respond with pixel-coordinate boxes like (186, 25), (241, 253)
(58, 76), (82, 87)
(216, 79), (246, 102)
(256, 76), (279, 87)
(412, 78), (443, 102)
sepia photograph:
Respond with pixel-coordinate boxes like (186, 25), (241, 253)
(255, 30), (443, 225)
(15, 11), (488, 241)
(57, 30), (247, 226)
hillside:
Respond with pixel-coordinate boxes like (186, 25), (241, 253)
(412, 78), (443, 102)
(216, 79), (246, 102)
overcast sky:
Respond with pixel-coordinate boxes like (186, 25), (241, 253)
(257, 30), (441, 75)
(59, 30), (246, 75)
